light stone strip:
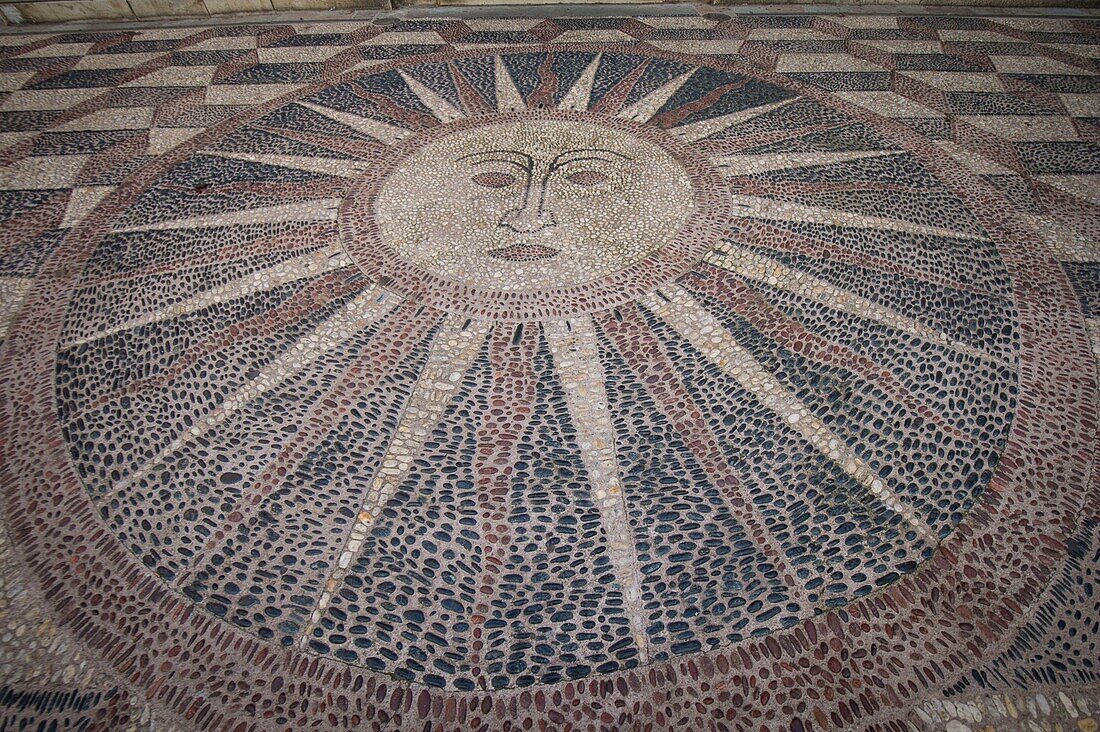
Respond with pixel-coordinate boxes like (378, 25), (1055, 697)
(210, 151), (369, 179)
(63, 244), (352, 348)
(1025, 213), (1100, 262)
(911, 689), (1100, 731)
(617, 68), (696, 123)
(0, 277), (33, 341)
(0, 154), (89, 190)
(61, 185), (114, 227)
(296, 100), (410, 146)
(723, 192), (989, 242)
(1039, 174), (1100, 207)
(398, 69), (464, 123)
(544, 316), (651, 663)
(706, 242), (1007, 368)
(102, 285), (398, 506)
(110, 198), (342, 234)
(1087, 318), (1100, 363)
(668, 97), (795, 142)
(558, 53), (602, 112)
(147, 127), (204, 156)
(495, 55), (527, 112)
(640, 285), (936, 542)
(298, 314), (491, 643)
(711, 150), (895, 177)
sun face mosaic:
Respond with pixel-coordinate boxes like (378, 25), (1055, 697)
(0, 15), (1098, 732)
(373, 117), (693, 289)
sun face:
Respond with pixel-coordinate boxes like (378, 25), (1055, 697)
(375, 119), (694, 291)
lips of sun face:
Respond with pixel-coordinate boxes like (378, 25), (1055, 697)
(486, 243), (561, 262)
(375, 119), (695, 293)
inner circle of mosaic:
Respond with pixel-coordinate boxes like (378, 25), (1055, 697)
(37, 47), (1035, 697)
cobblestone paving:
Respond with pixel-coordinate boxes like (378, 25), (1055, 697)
(0, 9), (1098, 731)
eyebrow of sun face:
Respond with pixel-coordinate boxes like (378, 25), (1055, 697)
(456, 149), (534, 173)
(550, 148), (633, 171)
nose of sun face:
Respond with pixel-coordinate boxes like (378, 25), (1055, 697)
(499, 203), (557, 234)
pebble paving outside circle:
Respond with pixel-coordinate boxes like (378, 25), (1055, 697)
(0, 42), (1091, 731)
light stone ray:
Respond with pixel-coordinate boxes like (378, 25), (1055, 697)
(596, 305), (814, 610)
(171, 301), (444, 594)
(668, 97), (795, 142)
(724, 193), (988, 242)
(110, 199), (342, 234)
(617, 68), (696, 123)
(297, 314), (491, 643)
(209, 151), (369, 179)
(640, 285), (936, 542)
(398, 69), (465, 123)
(495, 55), (526, 112)
(101, 285), (399, 506)
(711, 150), (896, 177)
(544, 316), (651, 663)
(706, 242), (1008, 367)
(558, 53), (602, 111)
(63, 244), (352, 348)
(296, 100), (411, 145)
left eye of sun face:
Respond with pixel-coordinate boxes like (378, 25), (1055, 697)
(471, 171), (517, 188)
(565, 170), (608, 187)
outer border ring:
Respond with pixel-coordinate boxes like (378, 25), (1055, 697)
(0, 43), (1093, 730)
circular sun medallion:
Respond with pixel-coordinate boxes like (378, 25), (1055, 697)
(343, 111), (727, 319)
(375, 118), (693, 288)
(0, 45), (1093, 730)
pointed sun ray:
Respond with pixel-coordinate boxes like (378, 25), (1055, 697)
(722, 193), (988, 243)
(110, 198), (342, 234)
(253, 123), (386, 161)
(297, 314), (491, 646)
(617, 68), (696, 124)
(469, 322), (540, 689)
(558, 53), (601, 111)
(97, 284), (400, 506)
(544, 316), (650, 663)
(640, 286), (936, 542)
(83, 222), (339, 288)
(449, 60), (494, 116)
(494, 55), (526, 113)
(296, 100), (411, 146)
(209, 150), (370, 179)
(732, 180), (931, 202)
(731, 217), (993, 297)
(397, 69), (464, 123)
(67, 268), (366, 424)
(712, 150), (896, 177)
(594, 305), (813, 608)
(62, 244), (352, 348)
(173, 300), (444, 589)
(706, 242), (1008, 368)
(685, 265), (982, 447)
(694, 119), (850, 157)
(668, 97), (795, 143)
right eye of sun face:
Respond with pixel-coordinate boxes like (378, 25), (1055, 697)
(564, 170), (608, 187)
(471, 171), (517, 188)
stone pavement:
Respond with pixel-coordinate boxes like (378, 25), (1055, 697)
(0, 7), (1098, 730)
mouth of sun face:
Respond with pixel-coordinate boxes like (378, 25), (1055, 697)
(487, 243), (561, 262)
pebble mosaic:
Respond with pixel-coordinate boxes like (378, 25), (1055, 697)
(0, 10), (1098, 731)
